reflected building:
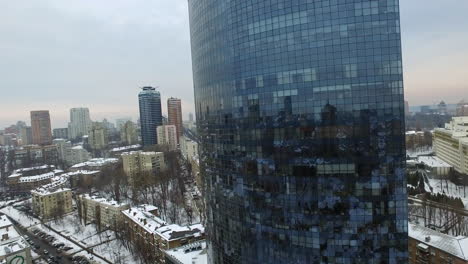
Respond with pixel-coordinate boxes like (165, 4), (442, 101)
(189, 0), (407, 263)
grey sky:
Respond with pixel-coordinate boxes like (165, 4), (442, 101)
(0, 0), (467, 128)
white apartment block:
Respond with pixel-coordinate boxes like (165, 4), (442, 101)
(31, 187), (73, 220)
(78, 194), (129, 230)
(68, 107), (92, 139)
(122, 151), (166, 185)
(157, 125), (178, 150)
(433, 116), (468, 175)
(180, 137), (199, 161)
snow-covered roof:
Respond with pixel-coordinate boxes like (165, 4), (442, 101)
(110, 144), (141, 152)
(12, 164), (55, 173)
(71, 158), (119, 168)
(0, 215), (29, 258)
(61, 170), (100, 177)
(0, 215), (13, 230)
(31, 187), (71, 196)
(72, 145), (84, 150)
(121, 151), (162, 156)
(409, 222), (468, 260)
(156, 223), (204, 242)
(80, 194), (129, 208)
(164, 241), (207, 264)
(417, 156), (452, 168)
(10, 169), (64, 183)
(122, 205), (166, 233)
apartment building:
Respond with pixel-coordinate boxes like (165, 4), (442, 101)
(433, 117), (468, 175)
(78, 194), (129, 230)
(122, 151), (166, 186)
(31, 187), (73, 220)
(157, 125), (178, 150)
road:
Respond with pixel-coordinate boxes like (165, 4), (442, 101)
(14, 222), (73, 264)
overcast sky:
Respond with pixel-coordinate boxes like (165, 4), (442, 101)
(0, 0), (467, 128)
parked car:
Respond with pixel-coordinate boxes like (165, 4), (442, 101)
(43, 249), (49, 255)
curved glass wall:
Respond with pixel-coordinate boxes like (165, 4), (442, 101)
(189, 0), (407, 263)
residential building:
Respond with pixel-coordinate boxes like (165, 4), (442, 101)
(157, 125), (177, 150)
(78, 194), (129, 230)
(167, 97), (183, 143)
(409, 222), (468, 264)
(179, 137), (198, 161)
(0, 215), (33, 264)
(6, 165), (60, 193)
(20, 126), (32, 145)
(164, 241), (207, 264)
(68, 107), (92, 140)
(53, 128), (68, 139)
(30, 110), (52, 145)
(109, 144), (141, 158)
(88, 122), (108, 152)
(433, 116), (468, 175)
(13, 145), (59, 168)
(438, 101), (448, 115)
(68, 145), (92, 166)
(120, 121), (138, 145)
(189, 113), (194, 123)
(188, 0), (407, 262)
(122, 205), (204, 263)
(138, 87), (162, 147)
(122, 151), (165, 185)
(31, 187), (73, 220)
(405, 101), (410, 117)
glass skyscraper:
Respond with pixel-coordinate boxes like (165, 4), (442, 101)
(138, 86), (162, 147)
(189, 0), (407, 263)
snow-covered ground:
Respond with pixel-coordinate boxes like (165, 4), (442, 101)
(427, 178), (468, 209)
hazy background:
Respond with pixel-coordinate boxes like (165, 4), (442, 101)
(0, 0), (467, 128)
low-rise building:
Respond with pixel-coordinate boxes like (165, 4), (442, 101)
(31, 187), (73, 220)
(409, 222), (468, 264)
(0, 215), (33, 264)
(78, 194), (129, 230)
(433, 117), (468, 176)
(6, 165), (62, 193)
(121, 205), (204, 263)
(120, 121), (139, 145)
(109, 144), (141, 158)
(52, 128), (68, 139)
(122, 151), (166, 186)
(416, 156), (453, 178)
(13, 145), (59, 168)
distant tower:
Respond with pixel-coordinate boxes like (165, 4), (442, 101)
(405, 101), (410, 116)
(68, 107), (92, 140)
(167, 97), (183, 143)
(189, 113), (194, 122)
(30, 110), (52, 145)
(138, 87), (162, 147)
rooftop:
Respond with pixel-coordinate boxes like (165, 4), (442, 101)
(110, 144), (141, 152)
(80, 194), (129, 208)
(71, 158), (119, 168)
(409, 222), (468, 260)
(156, 223), (204, 242)
(164, 241), (207, 264)
(417, 156), (452, 168)
(12, 164), (55, 174)
(31, 187), (71, 196)
(122, 205), (166, 233)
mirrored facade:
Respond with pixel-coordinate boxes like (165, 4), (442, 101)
(138, 87), (162, 147)
(189, 0), (407, 263)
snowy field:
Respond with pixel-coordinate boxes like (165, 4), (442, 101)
(427, 178), (468, 209)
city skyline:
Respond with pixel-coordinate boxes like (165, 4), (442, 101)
(0, 0), (467, 128)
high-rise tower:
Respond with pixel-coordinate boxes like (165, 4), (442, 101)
(138, 86), (162, 147)
(68, 107), (92, 140)
(30, 110), (52, 145)
(188, 1), (407, 263)
(167, 97), (183, 143)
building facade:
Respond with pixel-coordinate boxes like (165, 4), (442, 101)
(189, 0), (407, 263)
(157, 125), (178, 150)
(20, 126), (33, 145)
(68, 107), (92, 140)
(139, 87), (163, 147)
(433, 117), (468, 175)
(13, 145), (59, 169)
(88, 122), (108, 152)
(122, 151), (166, 185)
(120, 121), (139, 145)
(53, 128), (68, 139)
(78, 194), (130, 230)
(31, 187), (73, 220)
(167, 97), (183, 143)
(31, 110), (52, 145)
